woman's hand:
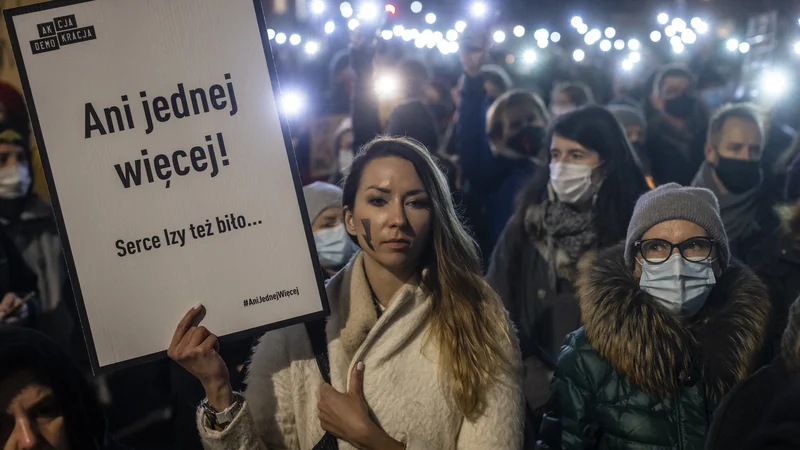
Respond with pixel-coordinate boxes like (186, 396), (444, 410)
(0, 292), (31, 325)
(318, 362), (405, 450)
(168, 304), (233, 410)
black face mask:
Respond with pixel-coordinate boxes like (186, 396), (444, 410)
(714, 155), (762, 194)
(663, 93), (696, 119)
(505, 125), (545, 157)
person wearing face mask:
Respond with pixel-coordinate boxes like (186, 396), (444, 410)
(0, 126), (73, 353)
(549, 82), (595, 118)
(487, 105), (649, 445)
(608, 104), (655, 188)
(646, 64), (709, 186)
(536, 183), (771, 450)
(303, 181), (358, 277)
(691, 103), (777, 258)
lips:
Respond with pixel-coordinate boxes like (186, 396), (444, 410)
(383, 238), (411, 248)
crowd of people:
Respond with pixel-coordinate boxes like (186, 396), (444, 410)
(4, 24), (800, 450)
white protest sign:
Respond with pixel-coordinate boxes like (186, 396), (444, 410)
(5, 0), (329, 372)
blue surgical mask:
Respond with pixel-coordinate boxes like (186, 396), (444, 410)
(313, 224), (357, 269)
(638, 253), (716, 317)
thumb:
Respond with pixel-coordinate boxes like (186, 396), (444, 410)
(348, 361), (365, 398)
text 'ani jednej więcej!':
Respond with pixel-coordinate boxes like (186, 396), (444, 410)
(84, 73), (240, 189)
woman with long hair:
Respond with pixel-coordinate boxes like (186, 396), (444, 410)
(486, 105), (649, 438)
(169, 137), (523, 449)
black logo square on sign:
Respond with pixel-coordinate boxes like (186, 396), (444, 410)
(36, 22), (55, 38)
(29, 14), (95, 55)
(53, 14), (77, 32)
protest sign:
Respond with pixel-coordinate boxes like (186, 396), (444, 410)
(5, 0), (329, 372)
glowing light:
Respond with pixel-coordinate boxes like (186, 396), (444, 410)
(665, 25), (676, 37)
(657, 13), (669, 25)
(650, 30), (661, 42)
(726, 38), (739, 51)
(375, 74), (399, 99)
(348, 19), (360, 30)
(446, 29), (458, 41)
(577, 23), (588, 35)
(433, 31), (443, 41)
(267, 29), (276, 40)
(690, 17), (703, 29)
(425, 13), (436, 24)
(410, 1), (422, 13)
(523, 50), (536, 64)
(534, 28), (549, 41)
(304, 41), (319, 54)
(471, 2), (486, 17)
(673, 41), (685, 53)
(571, 16), (583, 28)
(381, 30), (393, 40)
(402, 29), (414, 41)
(670, 36), (682, 47)
(514, 26), (525, 37)
(414, 37), (425, 48)
(739, 42), (750, 53)
(761, 69), (789, 97)
(358, 3), (379, 20)
(628, 39), (640, 50)
(537, 39), (548, 48)
(289, 34), (301, 46)
(275, 32), (287, 44)
(605, 27), (616, 38)
(393, 25), (404, 36)
(614, 39), (625, 50)
(573, 49), (585, 62)
(550, 31), (561, 42)
(599, 40), (611, 51)
(324, 21), (336, 34)
(281, 90), (305, 117)
(311, 0), (325, 14)
(493, 30), (506, 43)
(585, 29), (601, 45)
(385, 4), (396, 14)
(672, 18), (686, 32)
(681, 29), (696, 44)
(695, 21), (708, 34)
(622, 59), (633, 71)
(629, 51), (641, 62)
(340, 2), (353, 18)
(794, 41), (800, 55)
(455, 20), (467, 33)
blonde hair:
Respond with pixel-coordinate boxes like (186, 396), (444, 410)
(486, 89), (549, 143)
(341, 137), (516, 418)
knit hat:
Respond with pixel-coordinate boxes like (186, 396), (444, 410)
(607, 104), (646, 131)
(302, 182), (342, 223)
(624, 183), (729, 269)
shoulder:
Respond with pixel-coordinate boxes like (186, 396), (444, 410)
(555, 329), (610, 389)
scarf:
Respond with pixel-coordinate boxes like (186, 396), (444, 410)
(692, 162), (761, 242)
(526, 200), (597, 290)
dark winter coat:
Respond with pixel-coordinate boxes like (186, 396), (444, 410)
(487, 203), (588, 444)
(645, 114), (707, 187)
(537, 244), (771, 450)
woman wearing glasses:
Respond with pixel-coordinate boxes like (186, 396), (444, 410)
(536, 183), (771, 450)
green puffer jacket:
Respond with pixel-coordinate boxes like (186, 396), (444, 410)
(536, 244), (771, 450)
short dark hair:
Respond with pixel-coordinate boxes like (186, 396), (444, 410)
(653, 64), (696, 95)
(706, 102), (765, 149)
(552, 81), (595, 106)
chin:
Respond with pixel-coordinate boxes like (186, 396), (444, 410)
(374, 252), (419, 272)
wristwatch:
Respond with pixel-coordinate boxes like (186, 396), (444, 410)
(201, 392), (244, 429)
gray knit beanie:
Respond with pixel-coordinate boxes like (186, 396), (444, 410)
(607, 104), (646, 131)
(302, 182), (343, 223)
(624, 183), (729, 269)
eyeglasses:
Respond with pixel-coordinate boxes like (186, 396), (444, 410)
(635, 237), (716, 264)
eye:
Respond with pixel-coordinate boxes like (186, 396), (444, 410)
(368, 197), (387, 207)
(407, 198), (431, 209)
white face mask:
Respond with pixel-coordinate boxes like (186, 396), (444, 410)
(549, 162), (598, 205)
(313, 224), (357, 270)
(0, 164), (31, 199)
(638, 253), (716, 317)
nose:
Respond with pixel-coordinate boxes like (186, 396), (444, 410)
(12, 417), (40, 450)
(387, 199), (407, 228)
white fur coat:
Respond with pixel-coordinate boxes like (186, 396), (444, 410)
(198, 253), (523, 450)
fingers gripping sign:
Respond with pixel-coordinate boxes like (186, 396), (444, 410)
(318, 361), (375, 444)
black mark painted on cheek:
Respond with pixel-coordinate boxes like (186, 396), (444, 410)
(361, 219), (375, 251)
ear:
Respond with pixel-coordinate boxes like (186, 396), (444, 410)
(651, 92), (663, 110)
(344, 206), (357, 237)
(704, 144), (717, 164)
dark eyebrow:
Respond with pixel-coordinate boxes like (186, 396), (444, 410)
(366, 186), (391, 194)
(404, 189), (427, 198)
(27, 392), (59, 415)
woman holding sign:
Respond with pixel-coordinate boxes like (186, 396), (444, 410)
(169, 137), (523, 449)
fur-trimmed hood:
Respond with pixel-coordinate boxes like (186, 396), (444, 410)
(577, 244), (771, 400)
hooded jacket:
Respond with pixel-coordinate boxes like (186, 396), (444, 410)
(537, 244), (770, 450)
(198, 252), (523, 450)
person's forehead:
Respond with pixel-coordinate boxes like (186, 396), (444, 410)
(720, 116), (760, 137)
(642, 219), (707, 240)
(662, 75), (691, 89)
(0, 370), (53, 411)
(359, 157), (424, 190)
